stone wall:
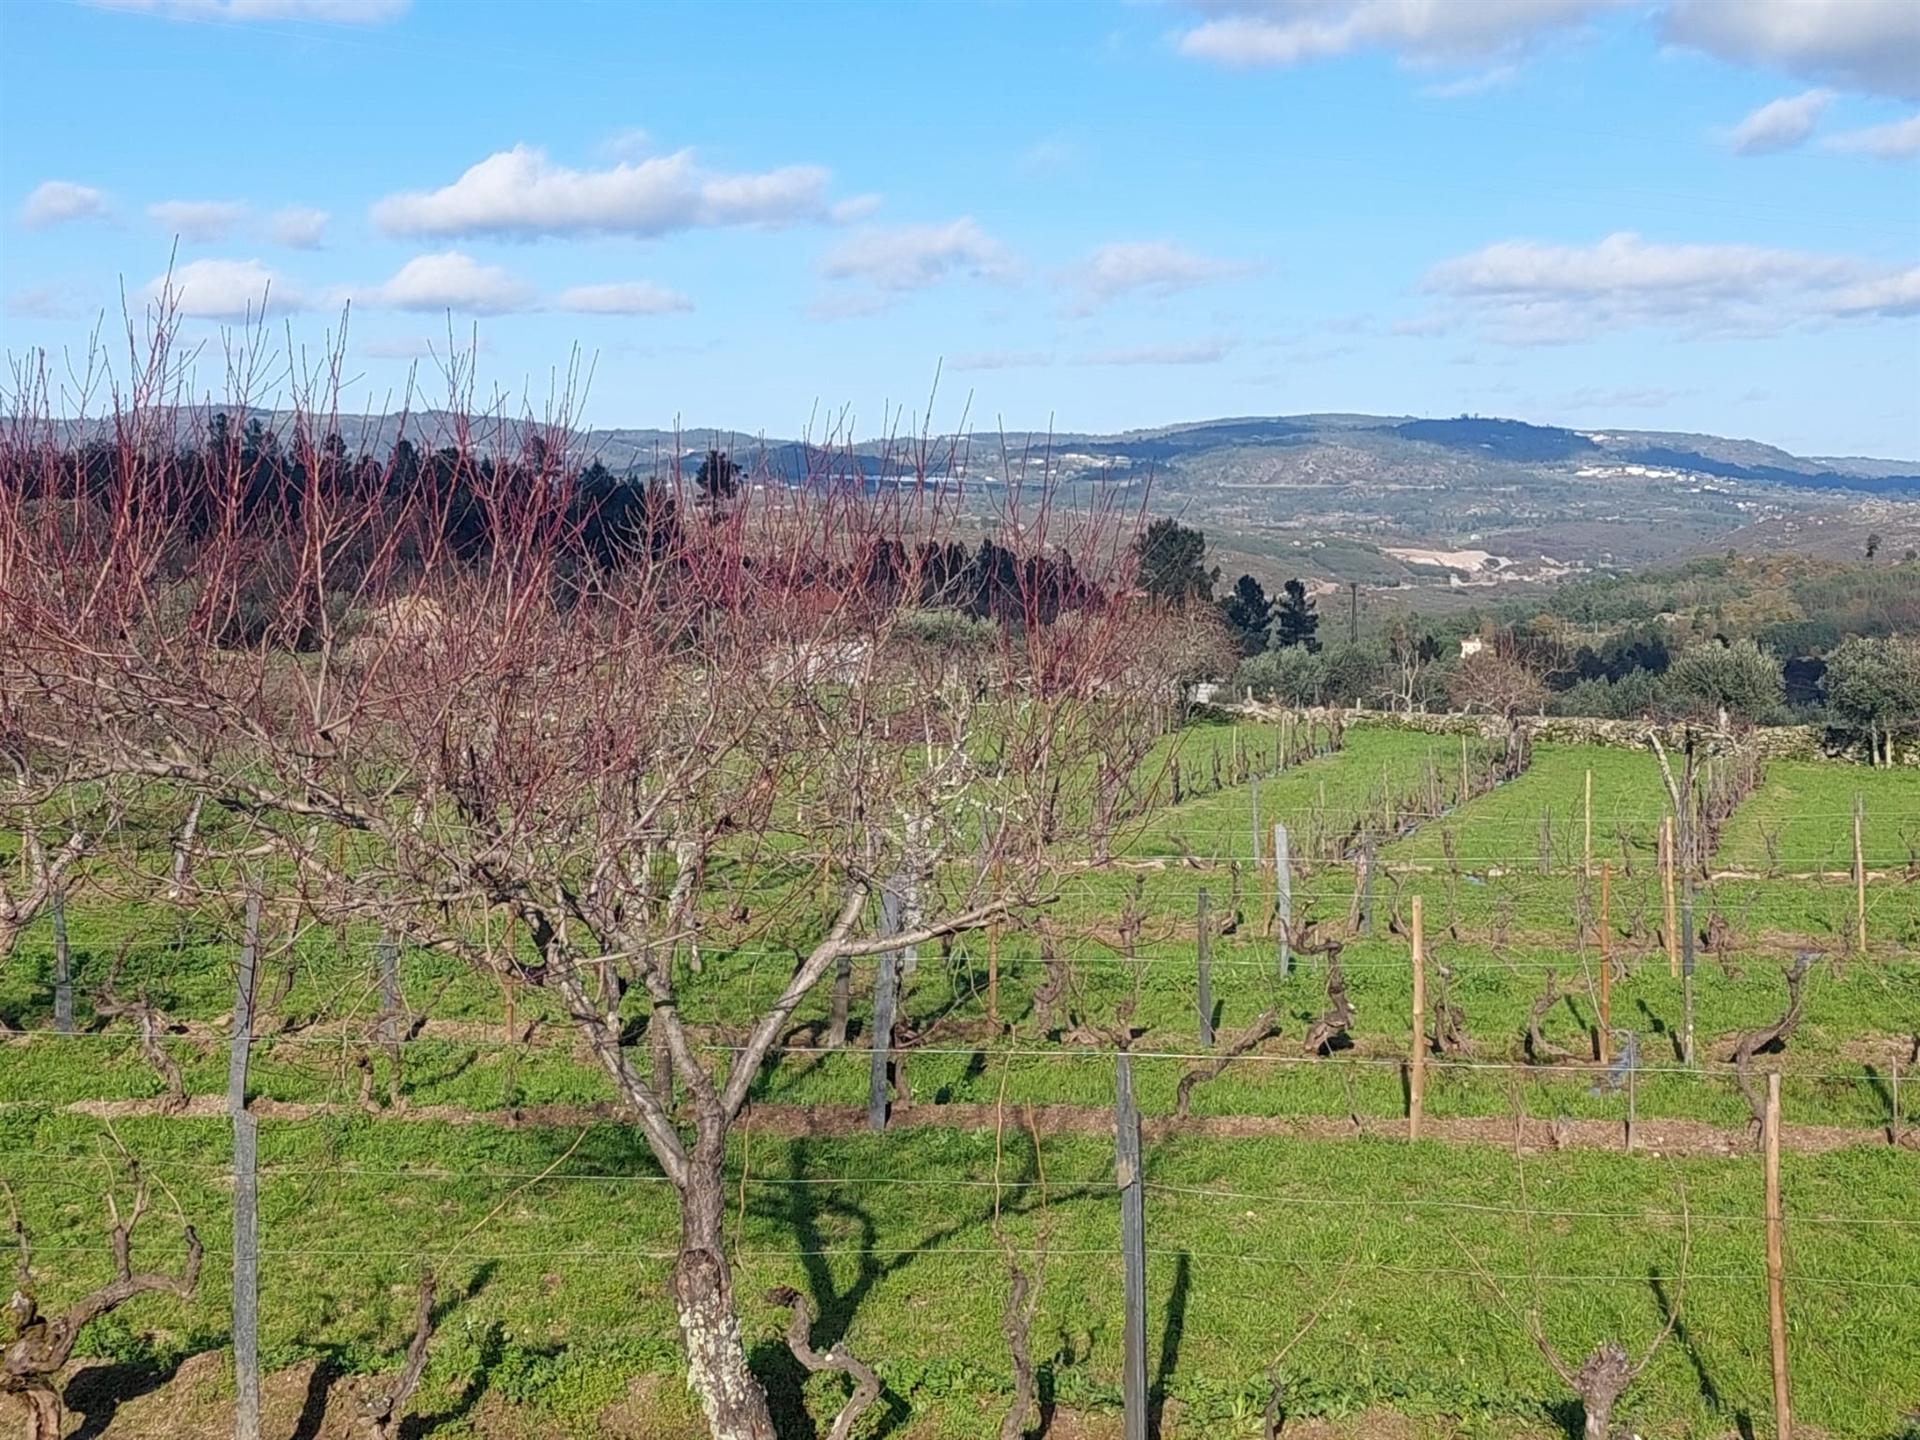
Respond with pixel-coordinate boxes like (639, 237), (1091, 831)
(1231, 704), (1882, 763)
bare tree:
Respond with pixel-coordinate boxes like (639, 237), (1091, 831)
(1729, 952), (1815, 1129)
(1175, 1007), (1278, 1119)
(1525, 970), (1574, 1064)
(94, 950), (188, 1113)
(0, 756), (110, 967)
(361, 1272), (436, 1440)
(766, 1286), (881, 1440)
(0, 316), (1157, 1439)
(1300, 928), (1354, 1056)
(991, 1083), (1050, 1440)
(2, 1170), (202, 1440)
(1455, 1183), (1690, 1440)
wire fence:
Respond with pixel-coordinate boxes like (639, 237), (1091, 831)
(3, 736), (1918, 1433)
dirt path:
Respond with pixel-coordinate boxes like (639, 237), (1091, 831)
(55, 1090), (1912, 1159)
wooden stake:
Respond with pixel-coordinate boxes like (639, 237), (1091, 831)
(987, 921), (1000, 1030)
(229, 890), (264, 1440)
(1115, 1055), (1148, 1440)
(498, 914), (518, 1045)
(1597, 862), (1612, 1065)
(1891, 1057), (1902, 1149)
(1273, 822), (1291, 980)
(50, 882), (72, 1035)
(869, 893), (902, 1133)
(1661, 816), (1679, 978)
(1853, 792), (1867, 954)
(1764, 1071), (1793, 1440)
(1582, 768), (1593, 880)
(1459, 732), (1470, 802)
(1626, 1053), (1636, 1154)
(1197, 888), (1214, 1047)
(1409, 896), (1426, 1142)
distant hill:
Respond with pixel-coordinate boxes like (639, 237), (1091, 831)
(18, 406), (1918, 587)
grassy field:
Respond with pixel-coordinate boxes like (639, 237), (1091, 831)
(1715, 759), (1920, 872)
(1382, 741), (1671, 871)
(3, 719), (1918, 1439)
(1124, 725), (1503, 862)
(6, 1110), (1916, 1440)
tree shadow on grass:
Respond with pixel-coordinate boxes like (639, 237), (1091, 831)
(1634, 998), (1681, 1061)
(287, 1350), (346, 1440)
(64, 1350), (189, 1440)
(1149, 1251), (1190, 1439)
(1652, 1270), (1726, 1421)
(750, 1133), (1102, 1439)
(373, 1261), (500, 1439)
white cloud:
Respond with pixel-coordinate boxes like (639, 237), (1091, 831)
(267, 205), (329, 248)
(6, 286), (74, 319)
(148, 258), (304, 319)
(828, 194), (883, 223)
(20, 180), (108, 229)
(1422, 230), (1911, 341)
(1826, 112), (1920, 159)
(372, 144), (833, 240)
(359, 333), (486, 360)
(1017, 136), (1078, 175)
(1068, 241), (1258, 313)
(556, 281), (694, 315)
(148, 199), (249, 242)
(805, 292), (893, 321)
(600, 126), (652, 161)
(819, 218), (1015, 294)
(1555, 385), (1694, 410)
(89, 0), (409, 23)
(1664, 0), (1920, 101)
(1420, 63), (1520, 98)
(1175, 0), (1625, 69)
(1075, 338), (1234, 366)
(1826, 266), (1920, 317)
(949, 349), (1055, 371)
(1725, 89), (1832, 154)
(355, 252), (534, 314)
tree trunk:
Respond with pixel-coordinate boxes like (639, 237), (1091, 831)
(1573, 1341), (1630, 1440)
(14, 1383), (61, 1440)
(673, 1145), (775, 1440)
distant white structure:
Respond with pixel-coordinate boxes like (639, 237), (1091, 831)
(1459, 636), (1486, 659)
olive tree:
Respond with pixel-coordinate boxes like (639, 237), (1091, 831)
(1823, 635), (1920, 766)
(1670, 638), (1783, 729)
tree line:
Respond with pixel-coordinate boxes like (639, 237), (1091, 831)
(1131, 518), (1920, 759)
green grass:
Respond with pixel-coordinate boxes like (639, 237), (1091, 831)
(4, 721), (1918, 1436)
(1716, 760), (1920, 872)
(1123, 726), (1498, 862)
(1384, 742), (1670, 871)
(3, 1110), (1914, 1438)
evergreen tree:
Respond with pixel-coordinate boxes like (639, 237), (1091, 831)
(1132, 517), (1215, 604)
(1272, 578), (1321, 652)
(1219, 573), (1274, 655)
(695, 448), (740, 500)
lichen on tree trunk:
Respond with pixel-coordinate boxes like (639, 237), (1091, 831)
(672, 1157), (776, 1440)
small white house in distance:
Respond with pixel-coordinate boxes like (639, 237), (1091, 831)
(1459, 636), (1486, 659)
(1191, 681), (1223, 705)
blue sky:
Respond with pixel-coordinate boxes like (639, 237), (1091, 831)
(2, 0), (1916, 457)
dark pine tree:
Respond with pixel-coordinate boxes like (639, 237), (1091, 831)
(1133, 517), (1216, 604)
(1220, 574), (1274, 656)
(696, 448), (740, 501)
(1272, 578), (1321, 652)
